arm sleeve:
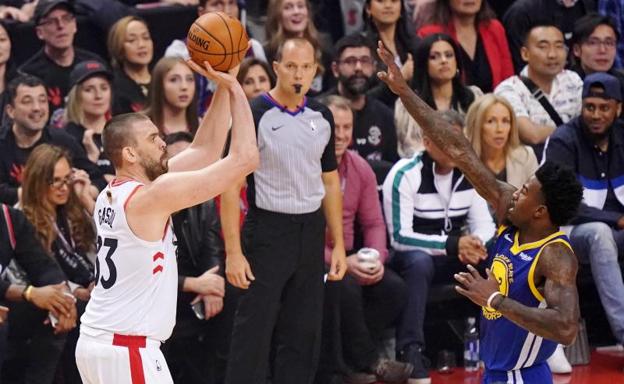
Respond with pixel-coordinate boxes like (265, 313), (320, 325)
(382, 164), (448, 255)
(320, 106), (338, 172)
(10, 209), (65, 288)
(0, 183), (17, 205)
(572, 203), (622, 226)
(493, 21), (515, 80)
(357, 161), (389, 263)
(466, 192), (496, 244)
(381, 108), (399, 163)
(199, 201), (225, 274)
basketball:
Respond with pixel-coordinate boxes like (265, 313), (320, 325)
(187, 12), (249, 72)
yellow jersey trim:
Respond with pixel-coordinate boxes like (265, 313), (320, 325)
(496, 225), (508, 237)
(510, 230), (565, 254)
(527, 238), (573, 302)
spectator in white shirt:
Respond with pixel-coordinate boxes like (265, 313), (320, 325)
(494, 23), (583, 160)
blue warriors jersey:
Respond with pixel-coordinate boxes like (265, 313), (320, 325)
(480, 225), (573, 383)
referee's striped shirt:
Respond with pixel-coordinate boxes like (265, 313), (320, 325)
(247, 93), (337, 214)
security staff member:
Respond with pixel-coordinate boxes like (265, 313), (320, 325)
(221, 37), (347, 384)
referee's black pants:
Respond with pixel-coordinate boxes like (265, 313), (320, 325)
(225, 208), (326, 384)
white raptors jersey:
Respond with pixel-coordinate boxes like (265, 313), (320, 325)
(81, 179), (178, 341)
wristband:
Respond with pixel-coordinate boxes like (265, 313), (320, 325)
(486, 291), (503, 309)
(23, 285), (33, 302)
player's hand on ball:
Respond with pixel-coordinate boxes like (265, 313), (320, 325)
(225, 252), (255, 289)
(454, 265), (501, 308)
(376, 40), (410, 96)
(186, 59), (239, 89)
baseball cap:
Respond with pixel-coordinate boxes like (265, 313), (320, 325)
(69, 61), (112, 89)
(34, 0), (75, 25)
(582, 72), (622, 101)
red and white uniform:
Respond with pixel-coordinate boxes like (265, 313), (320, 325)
(76, 179), (177, 384)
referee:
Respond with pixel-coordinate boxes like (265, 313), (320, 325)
(221, 37), (347, 384)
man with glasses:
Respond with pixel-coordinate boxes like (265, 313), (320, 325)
(0, 75), (105, 205)
(322, 33), (398, 163)
(18, 0), (102, 128)
(571, 13), (624, 101)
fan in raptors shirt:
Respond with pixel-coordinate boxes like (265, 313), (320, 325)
(75, 57), (258, 384)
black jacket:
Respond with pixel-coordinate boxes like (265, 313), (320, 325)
(172, 200), (224, 334)
(0, 126), (106, 205)
(544, 116), (624, 226)
(0, 205), (66, 301)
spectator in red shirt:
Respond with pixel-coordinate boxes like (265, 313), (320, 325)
(417, 0), (514, 92)
(315, 94), (411, 384)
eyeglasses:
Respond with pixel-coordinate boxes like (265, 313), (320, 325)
(338, 56), (375, 68)
(38, 13), (75, 28)
(583, 38), (616, 49)
(49, 175), (72, 189)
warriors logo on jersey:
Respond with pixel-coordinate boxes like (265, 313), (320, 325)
(480, 225), (574, 376)
(482, 254), (514, 320)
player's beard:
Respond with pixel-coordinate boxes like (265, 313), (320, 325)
(338, 73), (372, 98)
(141, 152), (168, 181)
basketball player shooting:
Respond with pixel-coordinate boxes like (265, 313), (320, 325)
(74, 59), (258, 384)
(376, 41), (584, 383)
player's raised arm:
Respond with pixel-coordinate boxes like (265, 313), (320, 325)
(150, 87), (258, 214)
(167, 59), (242, 173)
(375, 41), (515, 223)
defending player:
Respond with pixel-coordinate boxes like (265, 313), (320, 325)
(376, 41), (584, 383)
(74, 61), (258, 384)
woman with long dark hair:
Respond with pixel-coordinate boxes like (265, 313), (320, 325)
(361, 0), (419, 107)
(417, 0), (513, 92)
(144, 57), (199, 136)
(20, 144), (96, 384)
(395, 33), (482, 157)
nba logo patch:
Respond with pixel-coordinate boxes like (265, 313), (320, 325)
(156, 359), (162, 371)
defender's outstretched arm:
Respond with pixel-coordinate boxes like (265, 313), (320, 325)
(376, 41), (515, 223)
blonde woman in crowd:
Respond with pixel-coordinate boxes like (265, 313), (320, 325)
(108, 15), (154, 114)
(144, 57), (199, 136)
(464, 94), (538, 189)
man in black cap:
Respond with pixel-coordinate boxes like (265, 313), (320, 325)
(544, 72), (624, 347)
(18, 0), (102, 128)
